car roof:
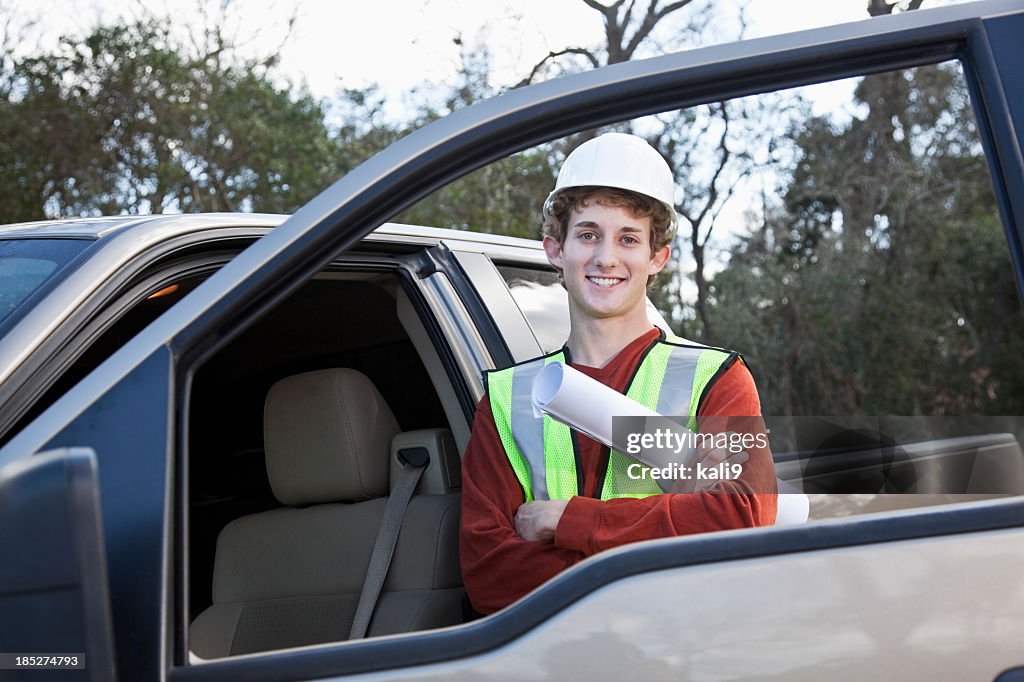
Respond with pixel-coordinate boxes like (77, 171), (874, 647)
(0, 213), (547, 254)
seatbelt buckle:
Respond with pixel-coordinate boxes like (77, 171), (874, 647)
(397, 447), (430, 468)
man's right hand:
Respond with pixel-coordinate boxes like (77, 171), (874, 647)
(514, 499), (570, 541)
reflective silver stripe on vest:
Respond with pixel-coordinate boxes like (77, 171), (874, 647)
(655, 345), (703, 418)
(510, 360), (549, 501)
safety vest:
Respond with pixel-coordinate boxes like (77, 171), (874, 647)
(486, 332), (738, 502)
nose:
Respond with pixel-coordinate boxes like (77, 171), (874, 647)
(593, 240), (618, 269)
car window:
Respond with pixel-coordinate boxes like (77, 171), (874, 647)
(0, 238), (92, 327)
(494, 264), (569, 353)
(706, 61), (1024, 420)
(496, 263), (673, 352)
(446, 59), (1023, 517)
(675, 60), (1024, 517)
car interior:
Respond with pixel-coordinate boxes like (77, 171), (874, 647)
(186, 267), (472, 658)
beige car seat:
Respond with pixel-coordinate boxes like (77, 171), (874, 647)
(190, 368), (463, 658)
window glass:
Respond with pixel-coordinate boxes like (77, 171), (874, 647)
(476, 60), (1024, 516)
(0, 238), (91, 327)
(495, 264), (569, 352)
(497, 264), (673, 353)
(698, 62), (1024, 418)
(655, 60), (1024, 517)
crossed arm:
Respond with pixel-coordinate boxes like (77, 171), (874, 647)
(459, 362), (777, 614)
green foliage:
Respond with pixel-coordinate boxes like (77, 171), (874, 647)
(0, 19), (341, 219)
(710, 63), (1024, 416)
(395, 149), (555, 238)
(391, 45), (557, 236)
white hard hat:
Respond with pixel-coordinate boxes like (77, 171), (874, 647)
(543, 132), (678, 234)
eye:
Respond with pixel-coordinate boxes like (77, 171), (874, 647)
(622, 235), (640, 245)
(579, 231), (597, 240)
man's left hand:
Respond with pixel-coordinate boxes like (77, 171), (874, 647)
(514, 499), (570, 541)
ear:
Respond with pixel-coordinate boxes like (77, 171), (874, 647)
(649, 245), (671, 275)
(542, 235), (564, 269)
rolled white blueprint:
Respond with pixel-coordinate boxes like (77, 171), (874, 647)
(531, 360), (809, 525)
(775, 478), (810, 526)
(531, 361), (696, 470)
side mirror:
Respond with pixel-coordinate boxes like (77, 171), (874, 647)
(0, 448), (117, 681)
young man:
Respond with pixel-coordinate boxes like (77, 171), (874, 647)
(459, 132), (778, 615)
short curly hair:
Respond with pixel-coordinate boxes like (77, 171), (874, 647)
(542, 186), (674, 287)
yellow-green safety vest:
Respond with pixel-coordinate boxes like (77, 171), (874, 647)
(486, 332), (738, 502)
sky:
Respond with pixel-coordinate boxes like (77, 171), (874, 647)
(5, 0), (968, 108)
(2, 0), (974, 275)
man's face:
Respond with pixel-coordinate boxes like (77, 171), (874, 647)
(543, 197), (670, 323)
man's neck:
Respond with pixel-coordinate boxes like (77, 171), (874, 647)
(566, 314), (655, 368)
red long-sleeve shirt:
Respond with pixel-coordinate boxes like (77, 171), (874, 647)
(459, 328), (778, 615)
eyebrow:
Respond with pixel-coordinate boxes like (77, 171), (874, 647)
(572, 222), (645, 233)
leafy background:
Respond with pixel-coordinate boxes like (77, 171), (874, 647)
(1, 0), (1021, 416)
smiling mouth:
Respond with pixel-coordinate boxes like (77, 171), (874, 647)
(587, 276), (625, 288)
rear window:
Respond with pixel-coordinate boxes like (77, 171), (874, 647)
(0, 238), (92, 326)
(496, 263), (672, 352)
(495, 264), (570, 353)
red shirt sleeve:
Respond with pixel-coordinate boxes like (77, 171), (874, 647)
(553, 359), (778, 556)
(459, 397), (585, 615)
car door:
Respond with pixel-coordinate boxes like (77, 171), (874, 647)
(1, 2), (1024, 680)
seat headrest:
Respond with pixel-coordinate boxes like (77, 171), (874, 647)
(264, 368), (399, 506)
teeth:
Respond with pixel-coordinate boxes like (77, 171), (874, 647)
(588, 277), (622, 287)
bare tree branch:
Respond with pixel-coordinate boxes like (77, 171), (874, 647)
(581, 0), (623, 20)
(867, 0), (896, 17)
(867, 0), (925, 16)
(622, 0), (695, 61)
(691, 102), (732, 231)
(655, 0), (698, 22)
(515, 47), (601, 87)
(703, 166), (753, 246)
(621, 0), (637, 33)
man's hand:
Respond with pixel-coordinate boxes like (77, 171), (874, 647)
(514, 499), (569, 541)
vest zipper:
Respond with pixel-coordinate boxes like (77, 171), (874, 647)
(592, 446), (611, 499)
(569, 430), (586, 497)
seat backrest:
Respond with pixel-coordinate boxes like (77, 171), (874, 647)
(190, 369), (462, 659)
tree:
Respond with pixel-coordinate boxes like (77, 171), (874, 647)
(512, 0), (789, 340)
(0, 15), (342, 220)
(710, 57), (1024, 416)
(707, 0), (1024, 417)
(391, 42), (557, 237)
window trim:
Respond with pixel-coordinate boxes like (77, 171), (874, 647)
(448, 249), (543, 364)
(962, 15), (1024, 300)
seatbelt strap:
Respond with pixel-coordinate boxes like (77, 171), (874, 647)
(348, 447), (429, 640)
